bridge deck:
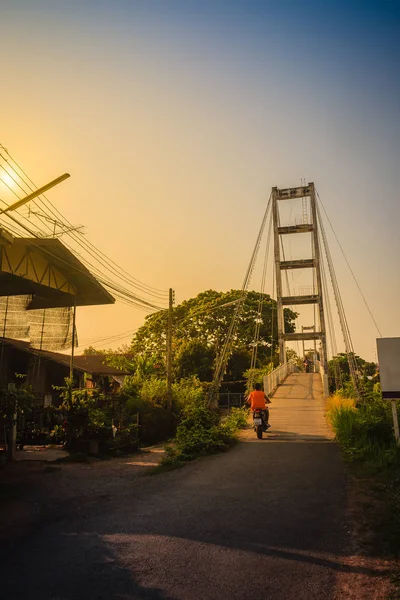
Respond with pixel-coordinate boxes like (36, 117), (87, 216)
(243, 372), (333, 442)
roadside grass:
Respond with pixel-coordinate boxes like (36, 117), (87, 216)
(327, 394), (399, 472)
(327, 394), (400, 563)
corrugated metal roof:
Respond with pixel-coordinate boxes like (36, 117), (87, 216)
(0, 238), (114, 309)
(0, 337), (129, 375)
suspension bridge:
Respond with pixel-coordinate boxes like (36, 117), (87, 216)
(213, 181), (377, 422)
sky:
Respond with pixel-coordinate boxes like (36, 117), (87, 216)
(0, 0), (399, 361)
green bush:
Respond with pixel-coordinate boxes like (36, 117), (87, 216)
(172, 376), (206, 412)
(220, 407), (248, 435)
(50, 424), (66, 444)
(174, 398), (221, 460)
(119, 376), (206, 445)
(163, 401), (247, 465)
(328, 396), (400, 471)
(140, 377), (168, 406)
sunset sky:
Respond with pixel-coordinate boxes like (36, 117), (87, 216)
(1, 0), (399, 361)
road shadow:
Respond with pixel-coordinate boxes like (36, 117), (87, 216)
(0, 441), (389, 600)
(0, 529), (178, 600)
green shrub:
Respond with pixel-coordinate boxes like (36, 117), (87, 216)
(50, 424), (66, 444)
(172, 376), (206, 412)
(220, 407), (248, 435)
(174, 397), (221, 460)
(328, 396), (400, 471)
(162, 400), (247, 466)
(140, 377), (168, 406)
(119, 376), (207, 445)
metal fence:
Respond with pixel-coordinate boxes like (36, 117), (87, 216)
(218, 393), (245, 411)
(263, 360), (297, 396)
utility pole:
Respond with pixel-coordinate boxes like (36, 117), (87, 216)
(69, 301), (77, 380)
(166, 288), (174, 411)
(66, 302), (77, 451)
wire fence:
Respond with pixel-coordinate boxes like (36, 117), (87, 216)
(218, 393), (245, 412)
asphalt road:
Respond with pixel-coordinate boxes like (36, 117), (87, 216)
(0, 375), (358, 600)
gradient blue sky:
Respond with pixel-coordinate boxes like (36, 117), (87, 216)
(1, 0), (399, 359)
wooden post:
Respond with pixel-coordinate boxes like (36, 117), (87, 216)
(391, 400), (400, 446)
(166, 289), (174, 411)
(0, 296), (9, 377)
(69, 302), (77, 380)
(66, 302), (77, 450)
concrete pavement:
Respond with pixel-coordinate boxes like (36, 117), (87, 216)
(242, 372), (333, 442)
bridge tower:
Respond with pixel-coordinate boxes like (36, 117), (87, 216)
(272, 182), (328, 368)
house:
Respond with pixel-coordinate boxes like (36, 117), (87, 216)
(0, 337), (129, 404)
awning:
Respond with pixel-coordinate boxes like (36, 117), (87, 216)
(0, 236), (114, 308)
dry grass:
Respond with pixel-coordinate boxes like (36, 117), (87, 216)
(326, 393), (356, 413)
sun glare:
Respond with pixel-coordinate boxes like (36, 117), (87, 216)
(0, 172), (16, 189)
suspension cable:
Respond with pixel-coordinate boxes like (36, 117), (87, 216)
(315, 198), (362, 400)
(0, 172), (167, 310)
(210, 194), (272, 401)
(319, 230), (342, 390)
(0, 147), (169, 301)
(250, 207), (273, 374)
(316, 190), (382, 338)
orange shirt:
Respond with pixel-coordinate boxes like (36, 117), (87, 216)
(248, 390), (267, 410)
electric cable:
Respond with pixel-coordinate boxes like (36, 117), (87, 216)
(0, 148), (169, 300)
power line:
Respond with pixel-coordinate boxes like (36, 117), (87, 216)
(0, 147), (169, 302)
(77, 328), (138, 349)
(0, 160), (167, 311)
(0, 204), (163, 311)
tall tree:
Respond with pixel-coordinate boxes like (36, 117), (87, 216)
(131, 289), (297, 381)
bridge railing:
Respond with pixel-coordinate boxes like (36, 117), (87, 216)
(263, 360), (297, 396)
(315, 360), (329, 397)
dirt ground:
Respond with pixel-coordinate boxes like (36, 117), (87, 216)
(0, 446), (165, 546)
(335, 475), (399, 599)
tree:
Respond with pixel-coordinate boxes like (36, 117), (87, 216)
(328, 353), (379, 397)
(83, 346), (107, 355)
(286, 348), (303, 369)
(175, 339), (215, 381)
(131, 289), (297, 382)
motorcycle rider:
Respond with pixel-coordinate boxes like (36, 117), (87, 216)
(246, 383), (271, 430)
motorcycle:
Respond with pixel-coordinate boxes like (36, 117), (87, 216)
(253, 409), (268, 439)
